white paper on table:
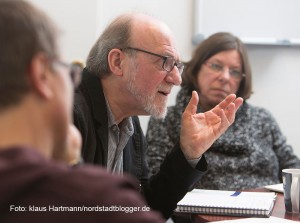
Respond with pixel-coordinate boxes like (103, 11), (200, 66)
(264, 183), (283, 193)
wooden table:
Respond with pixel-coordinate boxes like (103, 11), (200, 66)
(172, 189), (300, 222)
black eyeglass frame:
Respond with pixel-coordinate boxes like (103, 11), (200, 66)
(121, 47), (184, 74)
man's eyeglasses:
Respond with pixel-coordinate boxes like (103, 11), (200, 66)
(204, 61), (245, 81)
(53, 60), (82, 88)
(121, 47), (185, 75)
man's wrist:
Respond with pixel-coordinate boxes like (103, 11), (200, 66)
(186, 155), (202, 168)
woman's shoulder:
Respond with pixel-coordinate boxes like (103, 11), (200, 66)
(244, 102), (271, 113)
(241, 102), (275, 121)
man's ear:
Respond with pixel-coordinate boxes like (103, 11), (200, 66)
(28, 53), (53, 99)
(107, 49), (125, 77)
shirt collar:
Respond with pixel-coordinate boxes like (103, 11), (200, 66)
(105, 95), (134, 135)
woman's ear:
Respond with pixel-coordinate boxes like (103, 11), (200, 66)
(107, 48), (125, 77)
(28, 53), (53, 99)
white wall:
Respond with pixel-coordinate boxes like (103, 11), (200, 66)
(27, 0), (300, 157)
(247, 46), (300, 158)
(27, 0), (99, 62)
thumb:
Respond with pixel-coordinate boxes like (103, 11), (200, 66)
(184, 91), (199, 116)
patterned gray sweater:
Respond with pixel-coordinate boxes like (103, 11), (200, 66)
(146, 87), (300, 190)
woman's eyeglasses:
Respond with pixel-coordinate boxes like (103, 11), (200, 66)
(204, 61), (245, 81)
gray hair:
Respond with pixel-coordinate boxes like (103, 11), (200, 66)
(86, 14), (134, 78)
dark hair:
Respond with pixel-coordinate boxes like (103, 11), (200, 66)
(0, 0), (59, 109)
(182, 32), (252, 99)
(86, 14), (133, 78)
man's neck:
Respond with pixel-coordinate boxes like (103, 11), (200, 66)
(0, 102), (51, 159)
(101, 78), (141, 124)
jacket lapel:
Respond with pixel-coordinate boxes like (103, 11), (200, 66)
(81, 69), (109, 165)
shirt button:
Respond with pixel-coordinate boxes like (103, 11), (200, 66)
(112, 125), (118, 132)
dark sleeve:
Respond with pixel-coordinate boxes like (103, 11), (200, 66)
(143, 142), (207, 219)
(143, 108), (208, 218)
(132, 116), (207, 219)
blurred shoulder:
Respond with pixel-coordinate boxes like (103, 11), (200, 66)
(241, 102), (275, 121)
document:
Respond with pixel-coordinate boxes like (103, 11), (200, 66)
(176, 189), (276, 217)
(264, 183), (283, 193)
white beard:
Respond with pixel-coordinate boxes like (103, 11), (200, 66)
(125, 65), (168, 119)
